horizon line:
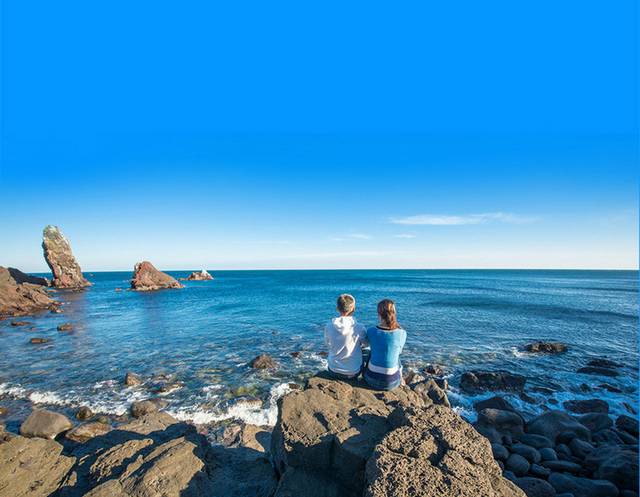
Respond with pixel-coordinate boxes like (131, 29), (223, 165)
(23, 267), (640, 273)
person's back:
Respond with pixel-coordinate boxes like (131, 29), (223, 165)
(364, 299), (406, 390)
(324, 294), (367, 379)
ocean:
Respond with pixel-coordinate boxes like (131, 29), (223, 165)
(0, 269), (638, 430)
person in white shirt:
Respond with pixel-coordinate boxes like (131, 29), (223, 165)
(324, 293), (368, 379)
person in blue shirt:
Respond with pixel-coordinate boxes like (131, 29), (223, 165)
(364, 299), (406, 391)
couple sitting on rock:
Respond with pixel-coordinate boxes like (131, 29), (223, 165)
(324, 294), (406, 390)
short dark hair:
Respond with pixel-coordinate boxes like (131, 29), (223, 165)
(337, 294), (356, 315)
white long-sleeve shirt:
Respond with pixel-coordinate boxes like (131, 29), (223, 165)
(324, 316), (367, 375)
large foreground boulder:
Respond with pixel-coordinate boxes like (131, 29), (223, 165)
(0, 436), (75, 497)
(7, 267), (50, 286)
(0, 266), (57, 318)
(526, 410), (591, 444)
(42, 225), (91, 288)
(130, 261), (184, 291)
(272, 373), (524, 497)
(365, 406), (525, 497)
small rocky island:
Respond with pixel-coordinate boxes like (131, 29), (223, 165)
(130, 261), (184, 291)
(184, 269), (214, 281)
(42, 225), (91, 289)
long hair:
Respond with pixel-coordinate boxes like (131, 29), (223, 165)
(377, 299), (400, 330)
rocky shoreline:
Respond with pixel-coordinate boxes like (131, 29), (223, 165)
(1, 365), (638, 497)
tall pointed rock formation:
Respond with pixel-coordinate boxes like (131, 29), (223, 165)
(42, 225), (91, 288)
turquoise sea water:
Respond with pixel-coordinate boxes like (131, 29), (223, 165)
(0, 270), (638, 427)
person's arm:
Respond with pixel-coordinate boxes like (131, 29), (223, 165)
(359, 325), (369, 348)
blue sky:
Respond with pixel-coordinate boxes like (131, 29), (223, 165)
(1, 1), (638, 271)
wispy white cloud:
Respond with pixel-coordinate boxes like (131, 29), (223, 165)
(330, 233), (373, 241)
(393, 233), (417, 239)
(389, 212), (538, 226)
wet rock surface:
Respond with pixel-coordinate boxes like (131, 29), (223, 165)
(250, 353), (278, 369)
(130, 261), (184, 291)
(524, 341), (568, 354)
(460, 370), (527, 393)
(42, 225), (91, 288)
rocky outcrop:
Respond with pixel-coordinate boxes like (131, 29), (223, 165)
(271, 373), (523, 497)
(42, 225), (91, 288)
(7, 267), (50, 286)
(184, 269), (214, 281)
(0, 435), (75, 497)
(0, 266), (57, 318)
(524, 341), (567, 354)
(460, 370), (526, 393)
(130, 261), (184, 291)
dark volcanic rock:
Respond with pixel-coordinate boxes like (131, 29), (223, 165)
(526, 410), (591, 444)
(185, 269), (214, 281)
(518, 433), (553, 449)
(563, 399), (609, 414)
(460, 370), (526, 393)
(7, 267), (50, 286)
(587, 358), (623, 369)
(476, 408), (525, 440)
(514, 477), (556, 497)
(42, 225), (91, 288)
(577, 366), (620, 377)
(474, 396), (519, 414)
(20, 409), (73, 440)
(616, 415), (639, 437)
(548, 472), (619, 497)
(524, 341), (568, 354)
(0, 266), (57, 318)
(250, 353), (278, 369)
(506, 453), (530, 477)
(130, 261), (183, 291)
(578, 412), (613, 433)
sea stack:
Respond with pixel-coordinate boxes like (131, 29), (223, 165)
(42, 225), (91, 288)
(131, 261), (184, 291)
(0, 266), (57, 318)
(185, 269), (213, 281)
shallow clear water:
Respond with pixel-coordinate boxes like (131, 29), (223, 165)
(0, 270), (638, 427)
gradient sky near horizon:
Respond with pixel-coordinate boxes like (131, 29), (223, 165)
(1, 1), (638, 271)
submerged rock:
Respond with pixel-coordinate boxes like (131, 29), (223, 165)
(30, 337), (51, 344)
(57, 323), (73, 332)
(524, 341), (568, 354)
(0, 266), (57, 318)
(42, 225), (91, 288)
(250, 353), (278, 369)
(123, 371), (142, 386)
(20, 409), (73, 440)
(577, 366), (620, 377)
(460, 370), (526, 393)
(185, 269), (214, 281)
(130, 261), (184, 291)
